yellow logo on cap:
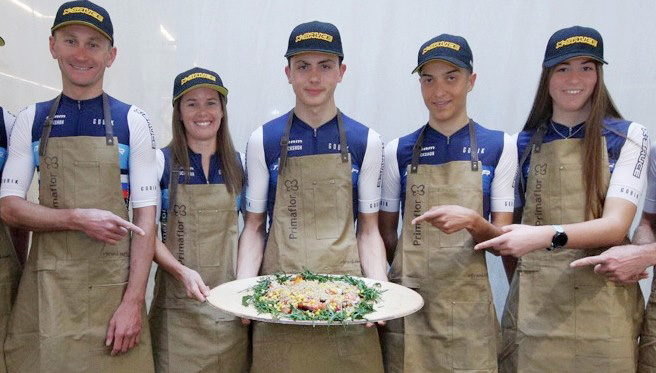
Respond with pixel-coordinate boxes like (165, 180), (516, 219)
(180, 73), (216, 85)
(555, 36), (598, 49)
(422, 41), (461, 55)
(295, 32), (333, 43)
(62, 7), (104, 22)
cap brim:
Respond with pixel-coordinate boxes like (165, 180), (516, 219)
(543, 52), (607, 68)
(0, 37), (4, 46)
(52, 21), (113, 44)
(412, 56), (469, 74)
(284, 48), (344, 59)
(172, 84), (228, 105)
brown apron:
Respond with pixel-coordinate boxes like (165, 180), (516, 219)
(3, 94), (155, 373)
(639, 274), (656, 372)
(251, 110), (383, 373)
(381, 122), (498, 373)
(500, 125), (643, 372)
(149, 162), (249, 372)
(0, 222), (21, 373)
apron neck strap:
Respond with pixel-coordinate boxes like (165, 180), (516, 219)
(39, 94), (62, 157)
(279, 108), (348, 173)
(468, 120), (479, 171)
(411, 120), (478, 174)
(518, 122), (548, 208)
(102, 93), (114, 146)
(39, 93), (114, 157)
(168, 159), (181, 212)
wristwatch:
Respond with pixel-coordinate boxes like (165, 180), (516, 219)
(548, 225), (568, 251)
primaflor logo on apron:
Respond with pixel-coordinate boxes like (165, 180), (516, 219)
(3, 94), (155, 373)
(382, 121), (498, 373)
(500, 124), (643, 373)
(149, 160), (248, 373)
(251, 110), (384, 373)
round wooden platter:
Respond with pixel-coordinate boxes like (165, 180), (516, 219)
(207, 274), (424, 325)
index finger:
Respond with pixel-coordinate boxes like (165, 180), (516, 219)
(411, 209), (441, 225)
(115, 217), (145, 236)
(474, 236), (502, 251)
(569, 255), (606, 268)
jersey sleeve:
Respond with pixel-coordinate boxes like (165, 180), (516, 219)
(245, 126), (269, 213)
(0, 105), (36, 199)
(0, 110), (16, 171)
(127, 106), (158, 208)
(490, 133), (517, 213)
(606, 122), (649, 206)
(380, 138), (401, 212)
(644, 143), (656, 213)
(357, 129), (383, 214)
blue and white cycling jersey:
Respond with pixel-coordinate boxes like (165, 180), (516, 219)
(0, 94), (158, 208)
(156, 146), (244, 242)
(381, 122), (516, 219)
(245, 111), (383, 226)
(516, 118), (649, 208)
(0, 107), (15, 173)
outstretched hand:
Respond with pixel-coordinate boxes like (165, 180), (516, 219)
(411, 205), (476, 234)
(474, 224), (553, 257)
(570, 244), (652, 284)
(74, 208), (145, 245)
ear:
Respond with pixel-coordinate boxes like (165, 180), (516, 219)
(338, 63), (346, 83)
(284, 65), (292, 84)
(105, 46), (117, 68)
(467, 72), (477, 92)
(49, 35), (57, 59)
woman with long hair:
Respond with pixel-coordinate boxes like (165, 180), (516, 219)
(476, 26), (648, 371)
(149, 67), (248, 372)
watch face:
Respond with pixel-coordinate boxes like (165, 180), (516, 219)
(553, 232), (568, 248)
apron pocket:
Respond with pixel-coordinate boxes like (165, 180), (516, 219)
(558, 163), (585, 224)
(574, 284), (636, 359)
(73, 161), (100, 208)
(197, 210), (222, 267)
(313, 184), (339, 239)
(37, 259), (88, 337)
(451, 301), (496, 370)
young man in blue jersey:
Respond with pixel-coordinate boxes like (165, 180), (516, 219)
(378, 34), (517, 372)
(237, 21), (387, 373)
(0, 1), (156, 371)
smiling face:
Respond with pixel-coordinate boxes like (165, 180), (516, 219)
(179, 87), (223, 146)
(419, 59), (476, 128)
(548, 57), (598, 120)
(285, 52), (346, 112)
(49, 24), (116, 98)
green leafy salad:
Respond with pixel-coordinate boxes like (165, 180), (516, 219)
(241, 270), (383, 323)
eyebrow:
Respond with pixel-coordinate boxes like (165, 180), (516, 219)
(295, 59), (336, 65)
(444, 68), (460, 75)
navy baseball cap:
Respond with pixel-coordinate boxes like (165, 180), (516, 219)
(543, 26), (607, 68)
(51, 1), (113, 45)
(173, 67), (228, 105)
(412, 34), (473, 74)
(285, 21), (343, 59)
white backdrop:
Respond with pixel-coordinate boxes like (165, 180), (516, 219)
(1, 0), (655, 313)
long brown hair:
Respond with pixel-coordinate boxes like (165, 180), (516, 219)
(168, 93), (243, 194)
(523, 63), (622, 219)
